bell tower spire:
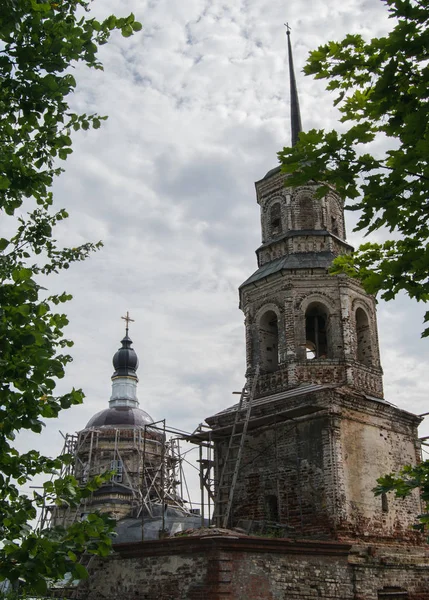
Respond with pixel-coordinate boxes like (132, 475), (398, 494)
(285, 24), (302, 147)
(204, 25), (422, 548)
(238, 28), (383, 400)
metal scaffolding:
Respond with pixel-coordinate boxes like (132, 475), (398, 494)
(39, 420), (198, 531)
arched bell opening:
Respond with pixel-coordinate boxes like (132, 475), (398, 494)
(356, 307), (373, 366)
(270, 202), (283, 237)
(258, 310), (279, 373)
(305, 302), (330, 359)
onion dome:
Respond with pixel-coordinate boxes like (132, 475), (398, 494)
(112, 334), (139, 380)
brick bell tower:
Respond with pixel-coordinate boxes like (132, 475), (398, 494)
(205, 29), (423, 542)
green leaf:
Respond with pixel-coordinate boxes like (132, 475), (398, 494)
(30, 0), (51, 12)
(12, 268), (33, 282)
(73, 562), (89, 580)
(67, 550), (78, 562)
(0, 238), (10, 251)
(17, 304), (31, 317)
(32, 577), (48, 595)
(106, 15), (117, 29)
(121, 25), (134, 38)
(0, 176), (11, 190)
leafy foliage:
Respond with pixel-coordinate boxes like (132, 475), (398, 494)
(278, 0), (429, 335)
(0, 0), (141, 594)
(374, 461), (429, 534)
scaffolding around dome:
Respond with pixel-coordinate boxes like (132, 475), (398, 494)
(41, 419), (205, 539)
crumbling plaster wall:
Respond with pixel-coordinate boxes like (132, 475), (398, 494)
(211, 389), (422, 542)
(337, 400), (422, 538)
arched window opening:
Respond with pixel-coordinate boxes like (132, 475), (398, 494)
(265, 494), (279, 522)
(356, 308), (373, 366)
(270, 203), (282, 237)
(305, 303), (329, 359)
(259, 310), (279, 373)
(299, 195), (316, 230)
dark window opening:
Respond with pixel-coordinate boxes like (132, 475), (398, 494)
(381, 492), (388, 513)
(356, 307), (373, 366)
(305, 304), (329, 359)
(259, 310), (279, 373)
(265, 494), (279, 522)
(270, 203), (282, 237)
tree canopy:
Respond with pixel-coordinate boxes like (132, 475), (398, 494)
(0, 0), (141, 594)
(278, 0), (429, 335)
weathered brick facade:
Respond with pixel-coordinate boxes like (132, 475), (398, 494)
(207, 386), (422, 542)
(74, 535), (429, 600)
(203, 166), (419, 542)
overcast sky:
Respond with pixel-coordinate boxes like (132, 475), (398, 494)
(15, 0), (429, 501)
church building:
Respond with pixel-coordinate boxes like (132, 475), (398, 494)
(206, 29), (420, 543)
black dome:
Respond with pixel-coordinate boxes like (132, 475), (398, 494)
(86, 406), (153, 428)
(112, 335), (139, 379)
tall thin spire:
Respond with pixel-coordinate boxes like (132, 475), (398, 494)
(285, 24), (302, 147)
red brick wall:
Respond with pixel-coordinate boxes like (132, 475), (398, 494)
(73, 536), (429, 600)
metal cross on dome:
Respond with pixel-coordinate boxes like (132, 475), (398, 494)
(285, 22), (292, 35)
(121, 311), (135, 335)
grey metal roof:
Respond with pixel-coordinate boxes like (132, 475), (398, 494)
(211, 382), (335, 418)
(210, 386), (404, 422)
(259, 165), (282, 181)
(364, 393), (396, 407)
(240, 252), (335, 288)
